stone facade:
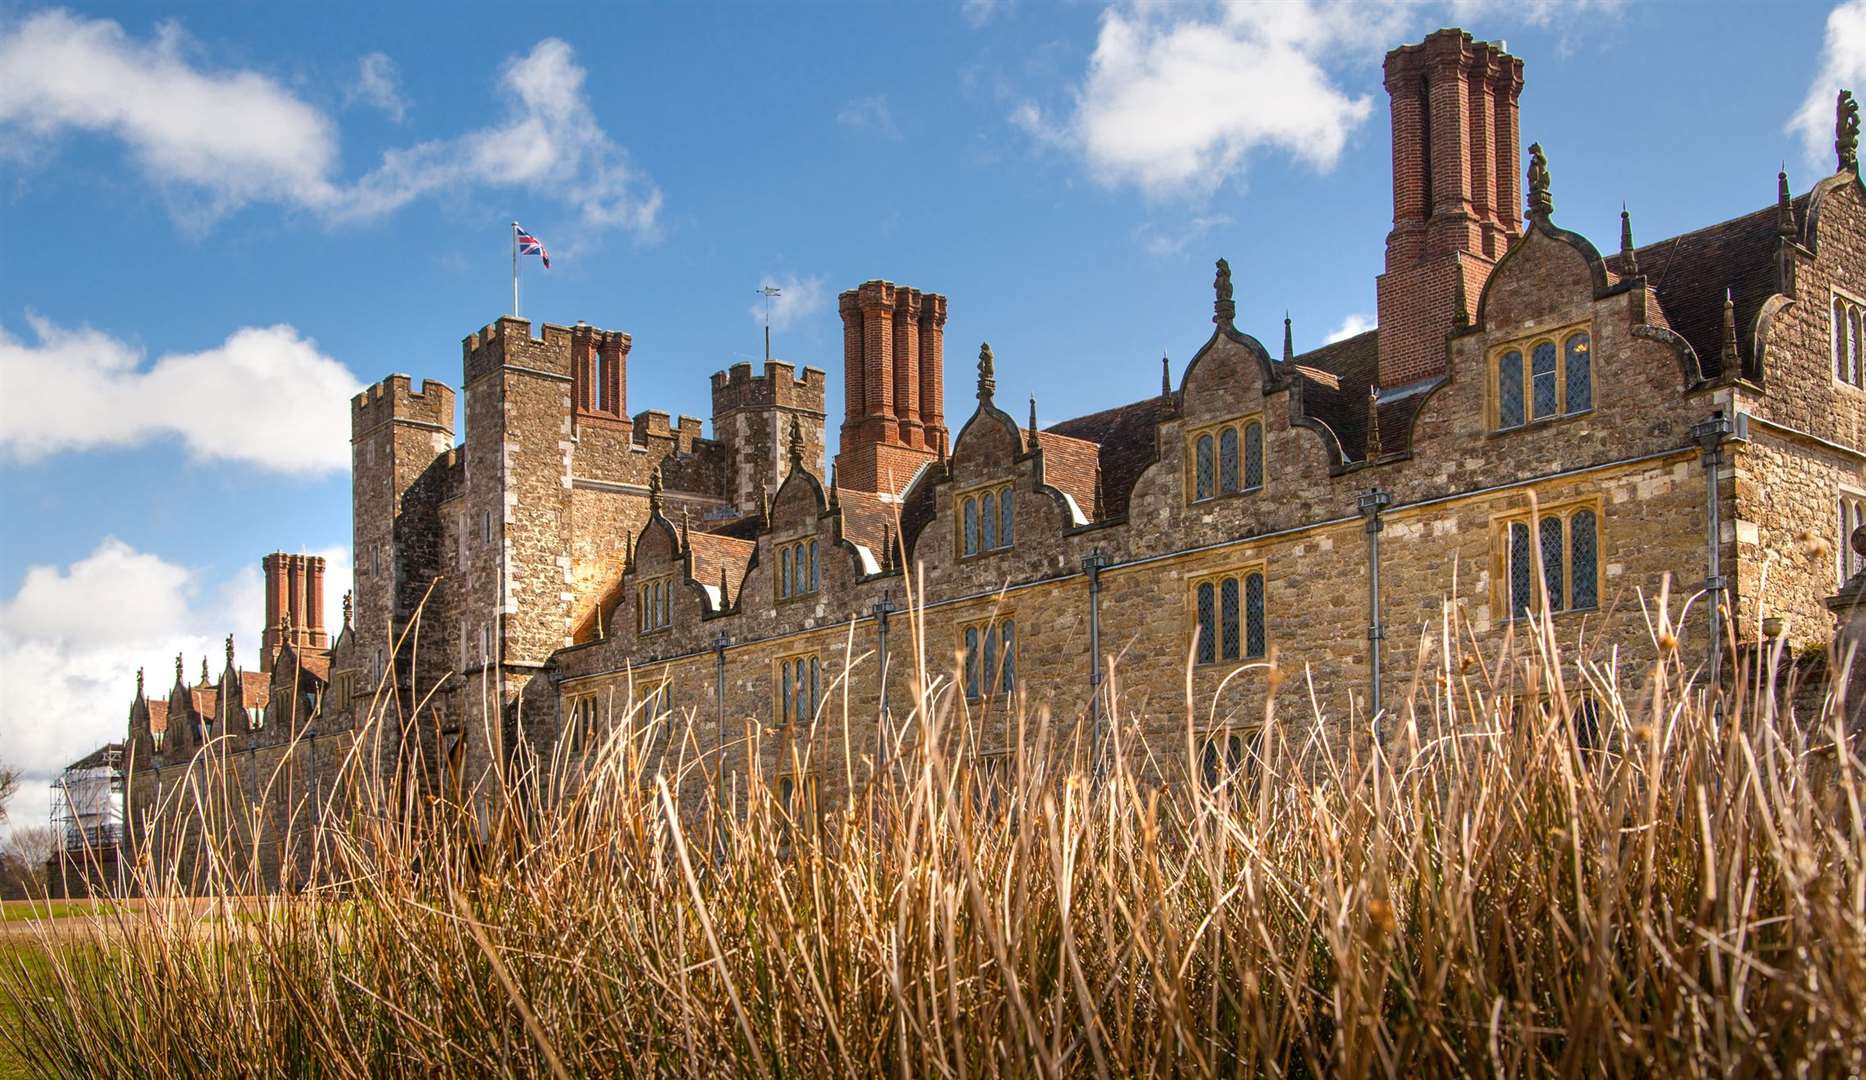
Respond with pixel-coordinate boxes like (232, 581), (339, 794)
(122, 27), (1866, 888)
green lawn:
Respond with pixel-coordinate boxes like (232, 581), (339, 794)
(0, 900), (117, 924)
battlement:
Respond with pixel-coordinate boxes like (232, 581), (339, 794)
(710, 360), (828, 415)
(351, 374), (456, 432)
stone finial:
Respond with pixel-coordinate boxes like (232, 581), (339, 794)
(1721, 287), (1741, 368)
(1526, 142), (1553, 219)
(1778, 167), (1796, 237)
(648, 465), (664, 516)
(1213, 258), (1236, 325)
(1161, 353), (1172, 398)
(1282, 312), (1293, 363)
(175, 654), (183, 685)
(977, 342), (995, 401)
(1451, 265), (1471, 330)
(787, 415), (805, 467)
(827, 461), (840, 509)
(1619, 204), (1639, 275)
(881, 523), (894, 571)
(680, 509), (692, 554)
(1366, 385), (1383, 460)
(718, 564), (730, 609)
(137, 667), (144, 697)
(200, 657), (210, 686)
(1838, 89), (1860, 173)
(225, 634), (235, 671)
(342, 590), (353, 628)
(1028, 395), (1039, 451)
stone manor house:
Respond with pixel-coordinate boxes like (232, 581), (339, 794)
(116, 28), (1866, 887)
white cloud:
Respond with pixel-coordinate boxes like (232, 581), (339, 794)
(750, 274), (828, 335)
(0, 315), (360, 474)
(961, 0), (1007, 28)
(346, 51), (407, 123)
(0, 538), (350, 843)
(837, 95), (901, 140)
(1138, 213), (1234, 256)
(0, 12), (661, 233)
(1790, 0), (1866, 170)
(1325, 313), (1375, 344)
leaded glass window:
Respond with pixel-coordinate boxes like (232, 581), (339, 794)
(1245, 573), (1265, 658)
(1196, 582), (1216, 666)
(1509, 521), (1533, 618)
(1195, 435), (1215, 501)
(808, 657), (820, 719)
(964, 626), (979, 699)
(981, 491), (997, 551)
(779, 552), (790, 597)
(1563, 332), (1591, 413)
(1000, 489), (1014, 548)
(1498, 350), (1524, 428)
(780, 660), (793, 724)
(1853, 308), (1863, 385)
(983, 624), (998, 695)
(1539, 515), (1565, 612)
(1220, 577), (1240, 661)
(1000, 620), (1016, 690)
(1570, 510), (1598, 609)
(1838, 298), (1850, 380)
(963, 498), (978, 556)
(809, 540), (819, 591)
(1244, 422), (1263, 490)
(1531, 341), (1558, 419)
(1219, 428), (1239, 494)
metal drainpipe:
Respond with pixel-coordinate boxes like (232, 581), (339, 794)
(872, 592), (897, 771)
(1357, 488), (1393, 726)
(1691, 413), (1736, 681)
(1082, 547), (1110, 771)
(713, 629), (730, 822)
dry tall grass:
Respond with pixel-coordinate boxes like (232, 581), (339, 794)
(3, 589), (1863, 1077)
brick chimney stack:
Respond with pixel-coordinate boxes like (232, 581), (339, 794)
(261, 552), (330, 673)
(1375, 29), (1523, 388)
(836, 280), (948, 494)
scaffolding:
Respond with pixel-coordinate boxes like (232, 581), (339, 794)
(50, 742), (125, 856)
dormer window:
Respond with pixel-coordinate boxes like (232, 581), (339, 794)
(1188, 416), (1263, 502)
(637, 575), (674, 633)
(1494, 325), (1591, 429)
(776, 538), (819, 600)
(958, 483), (1014, 558)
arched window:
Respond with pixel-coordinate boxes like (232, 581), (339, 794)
(1218, 428), (1239, 494)
(958, 485), (1014, 555)
(1498, 349), (1525, 428)
(1000, 620), (1016, 691)
(964, 626), (980, 699)
(1570, 510), (1598, 609)
(1539, 515), (1566, 612)
(963, 497), (978, 556)
(1504, 505), (1600, 617)
(780, 659), (793, 724)
(1244, 572), (1266, 658)
(1196, 581), (1216, 666)
(1243, 422), (1263, 490)
(1852, 307), (1863, 386)
(982, 623), (998, 695)
(1563, 332), (1591, 413)
(1220, 576), (1240, 661)
(1195, 434), (1215, 501)
(779, 550), (791, 597)
(981, 491), (998, 551)
(1509, 521), (1533, 618)
(999, 489), (1014, 548)
(808, 540), (819, 591)
(1836, 297), (1848, 379)
(808, 657), (820, 720)
(1530, 340), (1559, 420)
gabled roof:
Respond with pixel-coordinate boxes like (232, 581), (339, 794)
(1032, 430), (1101, 519)
(189, 686), (219, 719)
(238, 671), (270, 710)
(835, 487), (896, 561)
(1045, 396), (1170, 520)
(687, 532), (755, 603)
(144, 698), (169, 736)
(1604, 193), (1807, 379)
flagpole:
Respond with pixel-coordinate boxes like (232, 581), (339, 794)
(511, 221), (520, 317)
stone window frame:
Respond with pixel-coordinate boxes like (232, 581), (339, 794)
(1184, 414), (1266, 504)
(957, 613), (1018, 703)
(1488, 319), (1594, 432)
(1196, 725), (1264, 793)
(635, 676), (674, 723)
(776, 769), (819, 821)
(970, 747), (1016, 811)
(773, 535), (821, 603)
(955, 481), (1016, 560)
(1830, 287), (1866, 390)
(1838, 487), (1866, 585)
(636, 574), (675, 636)
(1490, 495), (1604, 621)
(772, 650), (823, 729)
(1187, 563), (1269, 667)
(563, 693), (600, 753)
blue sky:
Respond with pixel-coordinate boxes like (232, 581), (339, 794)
(1, 0), (1860, 832)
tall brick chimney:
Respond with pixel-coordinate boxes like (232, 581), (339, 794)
(1375, 29), (1523, 388)
(836, 280), (948, 494)
(261, 552), (330, 673)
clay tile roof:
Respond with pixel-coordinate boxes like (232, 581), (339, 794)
(687, 532), (755, 600)
(702, 513), (765, 542)
(1289, 329), (1389, 462)
(145, 698), (170, 736)
(834, 487), (896, 560)
(1604, 194), (1806, 379)
(1045, 396), (1172, 520)
(239, 671), (271, 709)
(1032, 430), (1101, 519)
(189, 686), (219, 719)
(298, 653), (330, 682)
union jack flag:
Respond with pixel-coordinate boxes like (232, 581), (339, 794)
(515, 224), (550, 269)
